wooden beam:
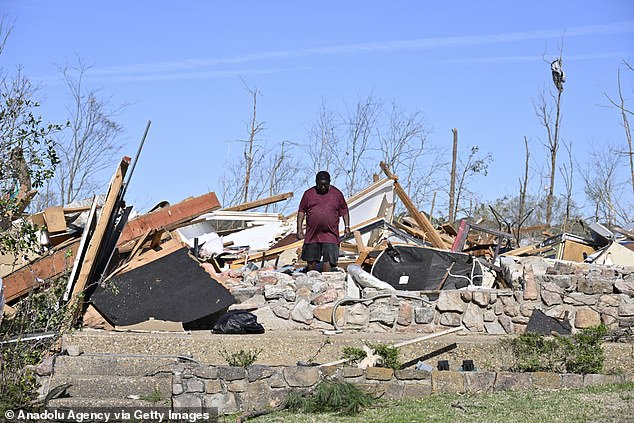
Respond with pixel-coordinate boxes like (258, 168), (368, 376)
(3, 240), (80, 303)
(380, 162), (446, 249)
(118, 191), (221, 245)
(353, 230), (367, 253)
(222, 192), (293, 212)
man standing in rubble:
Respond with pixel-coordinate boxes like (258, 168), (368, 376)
(296, 171), (351, 272)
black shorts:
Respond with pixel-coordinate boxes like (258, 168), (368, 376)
(301, 242), (340, 265)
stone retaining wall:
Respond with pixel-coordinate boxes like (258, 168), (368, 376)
(173, 363), (634, 414)
(227, 257), (634, 334)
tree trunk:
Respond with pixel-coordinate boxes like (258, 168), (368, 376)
(449, 128), (458, 222)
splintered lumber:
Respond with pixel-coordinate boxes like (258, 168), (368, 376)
(118, 191), (221, 245)
(69, 157), (130, 313)
(222, 192), (293, 212)
(3, 240), (80, 303)
(380, 161), (446, 249)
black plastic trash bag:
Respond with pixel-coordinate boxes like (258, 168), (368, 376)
(212, 310), (265, 334)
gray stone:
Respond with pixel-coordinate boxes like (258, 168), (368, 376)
(35, 356), (55, 376)
(439, 312), (462, 327)
(247, 365), (275, 382)
(290, 299), (314, 324)
(173, 383), (184, 395)
(461, 291), (473, 302)
(236, 380), (273, 412)
(574, 307), (601, 328)
(66, 345), (83, 357)
(436, 291), (466, 313)
(494, 372), (532, 391)
(541, 283), (563, 306)
(231, 287), (258, 303)
(551, 275), (577, 292)
(431, 370), (464, 394)
(485, 320), (506, 334)
(346, 303), (369, 327)
(498, 314), (512, 334)
(173, 394), (203, 411)
(414, 306), (435, 324)
(394, 369), (431, 380)
(186, 378), (205, 393)
(264, 285), (296, 301)
(365, 367), (394, 380)
(511, 315), (529, 324)
(369, 304), (398, 325)
(218, 366), (247, 381)
(204, 392), (238, 414)
(472, 292), (490, 307)
(403, 382), (432, 398)
(563, 293), (598, 306)
(194, 365), (218, 379)
(342, 367), (364, 378)
(464, 371), (496, 394)
(578, 276), (614, 295)
(615, 279), (634, 296)
(531, 372), (561, 390)
(271, 303), (291, 319)
(519, 302), (538, 317)
(494, 301), (504, 315)
(205, 380), (222, 394)
(584, 374), (616, 386)
(598, 294), (620, 308)
(284, 366), (320, 387)
(227, 379), (248, 392)
(618, 297), (634, 317)
(311, 280), (327, 293)
(462, 303), (484, 332)
(268, 371), (286, 388)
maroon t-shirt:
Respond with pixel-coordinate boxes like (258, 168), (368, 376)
(298, 186), (349, 244)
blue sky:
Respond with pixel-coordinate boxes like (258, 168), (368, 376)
(2, 1), (633, 215)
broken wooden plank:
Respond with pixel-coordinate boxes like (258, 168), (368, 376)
(4, 240), (80, 303)
(118, 191), (221, 245)
(69, 157), (130, 313)
(222, 192), (293, 212)
(380, 161), (446, 249)
(44, 206), (67, 233)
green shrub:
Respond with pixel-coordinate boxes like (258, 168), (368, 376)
(341, 346), (367, 366)
(503, 324), (607, 374)
(220, 348), (261, 367)
(287, 380), (375, 415)
(365, 342), (401, 370)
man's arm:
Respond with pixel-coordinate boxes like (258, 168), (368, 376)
(342, 211), (351, 237)
(297, 211), (306, 240)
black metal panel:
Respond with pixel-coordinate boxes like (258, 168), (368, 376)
(90, 248), (235, 326)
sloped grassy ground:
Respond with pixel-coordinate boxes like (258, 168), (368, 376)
(223, 382), (634, 423)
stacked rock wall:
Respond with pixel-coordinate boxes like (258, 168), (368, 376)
(224, 258), (634, 334)
(173, 363), (634, 415)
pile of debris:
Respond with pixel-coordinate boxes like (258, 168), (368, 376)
(1, 158), (633, 334)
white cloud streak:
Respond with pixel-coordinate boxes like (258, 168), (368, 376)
(36, 20), (634, 83)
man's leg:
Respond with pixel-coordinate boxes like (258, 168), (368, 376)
(301, 243), (321, 272)
(321, 243), (339, 273)
(306, 261), (318, 271)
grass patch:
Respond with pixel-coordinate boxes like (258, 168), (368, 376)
(233, 382), (634, 423)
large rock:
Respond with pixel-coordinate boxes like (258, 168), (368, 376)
(283, 366), (320, 387)
(204, 392), (238, 414)
(436, 291), (466, 313)
(541, 283), (563, 306)
(615, 279), (634, 297)
(397, 302), (413, 326)
(369, 304), (398, 325)
(346, 303), (369, 327)
(574, 307), (601, 328)
(414, 306), (435, 324)
(290, 299), (314, 324)
(313, 304), (344, 324)
(439, 312), (462, 327)
(464, 371), (496, 394)
(618, 296), (634, 317)
(522, 267), (539, 300)
(264, 285), (296, 301)
(472, 292), (490, 307)
(311, 288), (339, 305)
(462, 303), (484, 332)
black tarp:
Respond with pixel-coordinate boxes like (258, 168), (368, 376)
(370, 245), (483, 290)
(90, 248), (235, 327)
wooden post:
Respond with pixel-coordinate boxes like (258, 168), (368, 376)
(379, 162), (446, 249)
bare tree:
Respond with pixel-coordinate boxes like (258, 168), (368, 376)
(535, 44), (565, 226)
(448, 128), (458, 222)
(306, 98), (337, 182)
(451, 146), (493, 220)
(518, 136), (530, 231)
(559, 140), (574, 232)
(329, 95), (380, 196)
(581, 144), (631, 227)
(604, 63), (634, 195)
(53, 60), (124, 206)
